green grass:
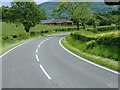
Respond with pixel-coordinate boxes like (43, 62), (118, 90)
(1, 22), (76, 55)
(68, 30), (119, 61)
(1, 22), (119, 71)
(62, 36), (119, 71)
(2, 22), (75, 36)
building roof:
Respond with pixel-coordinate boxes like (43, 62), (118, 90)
(41, 19), (54, 24)
(41, 19), (73, 24)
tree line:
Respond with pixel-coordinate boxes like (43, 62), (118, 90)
(52, 2), (119, 30)
(1, 2), (119, 32)
(2, 2), (46, 32)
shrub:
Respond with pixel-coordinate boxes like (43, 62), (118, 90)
(71, 33), (94, 42)
(2, 35), (14, 43)
(86, 40), (96, 49)
(96, 36), (120, 46)
(30, 31), (36, 36)
(44, 30), (48, 33)
(18, 33), (29, 40)
(87, 25), (120, 32)
(2, 36), (9, 41)
(12, 35), (17, 38)
(36, 31), (41, 35)
(41, 31), (44, 33)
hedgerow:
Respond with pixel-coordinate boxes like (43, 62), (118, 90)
(87, 25), (120, 32)
(70, 31), (119, 61)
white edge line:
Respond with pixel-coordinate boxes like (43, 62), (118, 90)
(0, 39), (33, 58)
(59, 37), (119, 75)
(35, 54), (39, 62)
(40, 65), (52, 79)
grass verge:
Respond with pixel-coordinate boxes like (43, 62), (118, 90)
(1, 31), (66, 55)
(61, 36), (119, 72)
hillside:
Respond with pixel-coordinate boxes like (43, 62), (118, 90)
(39, 2), (118, 19)
(40, 2), (58, 19)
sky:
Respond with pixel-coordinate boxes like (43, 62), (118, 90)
(1, 0), (50, 6)
(1, 0), (106, 6)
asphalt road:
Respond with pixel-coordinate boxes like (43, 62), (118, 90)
(1, 33), (119, 88)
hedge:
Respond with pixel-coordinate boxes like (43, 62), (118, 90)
(71, 32), (120, 46)
(70, 33), (96, 42)
(87, 25), (120, 32)
(2, 27), (76, 44)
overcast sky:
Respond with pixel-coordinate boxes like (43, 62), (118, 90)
(1, 0), (105, 6)
(1, 0), (50, 6)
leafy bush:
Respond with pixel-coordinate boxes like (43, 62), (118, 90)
(2, 36), (9, 41)
(70, 33), (95, 42)
(96, 36), (120, 46)
(86, 40), (96, 49)
(70, 31), (119, 61)
(41, 31), (44, 33)
(97, 26), (116, 31)
(30, 31), (36, 36)
(12, 35), (17, 38)
(87, 25), (120, 32)
(17, 33), (29, 40)
(44, 30), (49, 33)
(2, 35), (14, 43)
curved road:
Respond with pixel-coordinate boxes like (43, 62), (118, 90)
(1, 33), (119, 88)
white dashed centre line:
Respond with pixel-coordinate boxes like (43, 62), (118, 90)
(36, 49), (39, 53)
(35, 37), (53, 80)
(40, 65), (52, 79)
(36, 54), (39, 62)
(38, 44), (41, 48)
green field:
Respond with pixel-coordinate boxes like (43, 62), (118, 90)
(1, 22), (76, 55)
(2, 22), (75, 36)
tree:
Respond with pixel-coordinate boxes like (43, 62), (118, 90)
(92, 17), (97, 32)
(72, 3), (92, 30)
(0, 7), (2, 21)
(2, 6), (11, 22)
(9, 2), (45, 32)
(52, 2), (92, 30)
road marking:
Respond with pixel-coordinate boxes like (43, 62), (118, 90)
(35, 38), (52, 79)
(35, 37), (53, 79)
(40, 65), (52, 79)
(59, 37), (119, 75)
(46, 39), (49, 41)
(36, 37), (53, 61)
(38, 44), (41, 48)
(0, 39), (35, 58)
(35, 54), (39, 62)
(36, 49), (39, 53)
(43, 40), (46, 43)
(40, 42), (43, 45)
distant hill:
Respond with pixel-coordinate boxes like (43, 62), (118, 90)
(39, 2), (118, 19)
(39, 2), (58, 19)
(91, 2), (118, 13)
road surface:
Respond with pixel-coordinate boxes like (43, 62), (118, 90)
(1, 33), (119, 88)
